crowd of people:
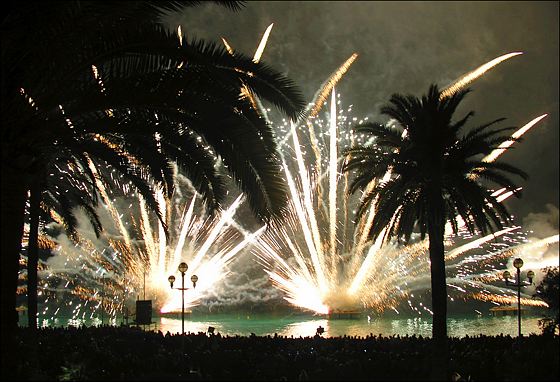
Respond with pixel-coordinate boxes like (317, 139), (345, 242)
(12, 325), (559, 380)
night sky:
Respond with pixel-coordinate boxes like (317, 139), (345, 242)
(164, 1), (559, 234)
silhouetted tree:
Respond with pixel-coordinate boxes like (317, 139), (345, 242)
(1, 1), (305, 373)
(534, 266), (559, 335)
(343, 84), (527, 379)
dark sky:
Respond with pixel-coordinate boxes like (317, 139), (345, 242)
(164, 1), (559, 227)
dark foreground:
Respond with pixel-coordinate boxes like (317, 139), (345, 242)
(8, 326), (559, 381)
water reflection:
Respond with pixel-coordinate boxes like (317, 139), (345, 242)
(153, 315), (543, 338)
(280, 319), (329, 338)
(36, 314), (543, 338)
(159, 317), (212, 334)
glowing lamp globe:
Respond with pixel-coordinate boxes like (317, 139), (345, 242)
(168, 275), (176, 288)
(178, 262), (188, 274)
(513, 258), (524, 269)
(191, 274), (198, 287)
(502, 271), (511, 280)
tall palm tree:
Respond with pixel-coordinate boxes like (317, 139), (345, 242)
(1, 1), (305, 369)
(343, 84), (527, 378)
(24, 149), (162, 329)
(22, 115), (236, 330)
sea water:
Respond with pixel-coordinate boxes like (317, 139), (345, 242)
(31, 312), (544, 338)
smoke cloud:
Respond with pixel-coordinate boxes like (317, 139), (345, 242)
(163, 1), (558, 224)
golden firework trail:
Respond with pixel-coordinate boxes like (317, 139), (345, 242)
(467, 293), (549, 308)
(221, 37), (234, 55)
(177, 25), (183, 46)
(86, 156), (133, 252)
(444, 227), (520, 261)
(501, 234), (559, 262)
(91, 65), (114, 116)
(284, 120), (328, 292)
(439, 52), (523, 100)
(495, 187), (522, 203)
(222, 24), (275, 120)
(443, 185), (522, 236)
(467, 114), (547, 183)
(482, 114), (548, 163)
(253, 23), (274, 63)
(305, 53), (358, 203)
(276, 53), (359, 211)
(221, 22), (274, 62)
(237, 23), (360, 222)
(308, 53), (359, 120)
(328, 89), (338, 269)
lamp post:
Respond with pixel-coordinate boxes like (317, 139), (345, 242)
(100, 276), (107, 326)
(502, 258), (535, 337)
(168, 262), (198, 335)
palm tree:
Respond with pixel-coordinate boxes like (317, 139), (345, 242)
(1, 0), (305, 366)
(534, 267), (559, 335)
(343, 84), (527, 378)
(24, 148), (163, 329)
(22, 118), (234, 330)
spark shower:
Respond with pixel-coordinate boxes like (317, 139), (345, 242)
(24, 25), (557, 324)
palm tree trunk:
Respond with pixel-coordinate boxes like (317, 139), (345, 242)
(429, 220), (447, 340)
(427, 187), (449, 380)
(27, 179), (41, 330)
(1, 164), (29, 375)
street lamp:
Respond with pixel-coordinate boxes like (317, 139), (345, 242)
(100, 276), (108, 326)
(168, 262), (198, 335)
(502, 258), (534, 337)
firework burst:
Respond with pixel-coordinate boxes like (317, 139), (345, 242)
(35, 171), (260, 323)
(252, 51), (554, 315)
